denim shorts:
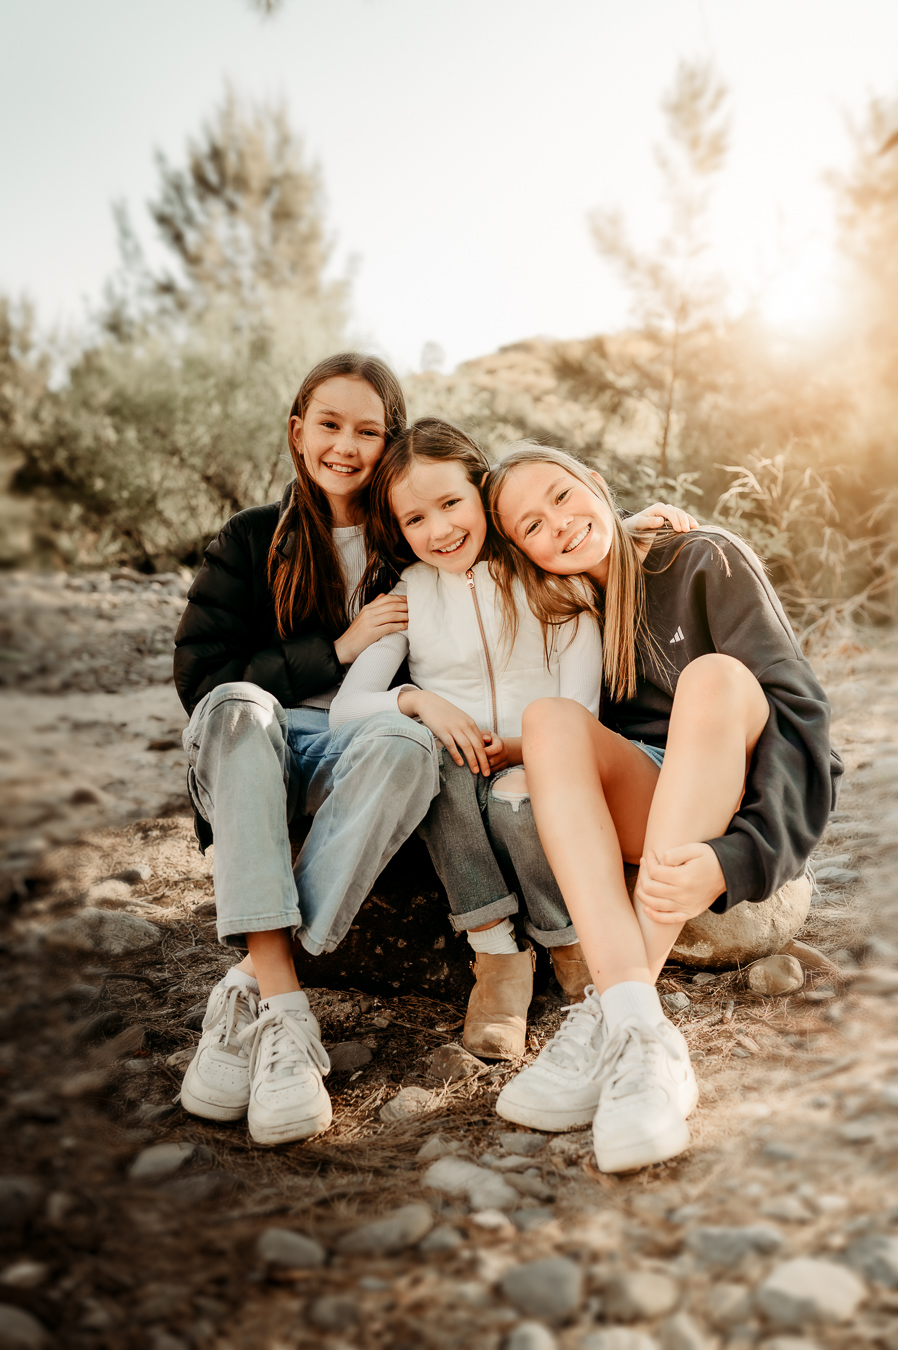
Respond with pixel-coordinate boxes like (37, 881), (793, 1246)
(631, 740), (666, 769)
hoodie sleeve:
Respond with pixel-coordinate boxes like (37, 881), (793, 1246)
(173, 509), (341, 714)
(676, 536), (842, 910)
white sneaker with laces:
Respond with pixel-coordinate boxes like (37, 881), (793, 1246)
(239, 1004), (332, 1145)
(496, 986), (606, 1131)
(180, 978), (258, 1122)
(591, 1017), (699, 1173)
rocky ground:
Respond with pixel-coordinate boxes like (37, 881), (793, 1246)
(1, 572), (898, 1350)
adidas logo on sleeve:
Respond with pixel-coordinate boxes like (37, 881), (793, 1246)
(669, 626), (685, 644)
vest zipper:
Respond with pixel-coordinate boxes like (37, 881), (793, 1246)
(465, 568), (498, 735)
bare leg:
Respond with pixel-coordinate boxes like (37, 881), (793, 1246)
(238, 931), (302, 1000)
(636, 654), (770, 977)
(521, 700), (660, 992)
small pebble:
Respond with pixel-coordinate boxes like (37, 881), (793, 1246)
(424, 1157), (519, 1210)
(328, 1042), (373, 1073)
(755, 1257), (866, 1327)
(504, 1323), (558, 1350)
(44, 907), (162, 956)
(308, 1294), (358, 1332)
(686, 1224), (783, 1268)
(429, 1043), (483, 1082)
(661, 992), (691, 1013)
(580, 1331), (659, 1350)
(0, 1261), (48, 1289)
(705, 1282), (751, 1328)
(760, 1195), (814, 1223)
(500, 1257), (584, 1323)
(497, 1131), (549, 1155)
(336, 1204), (433, 1255)
(0, 1304), (50, 1350)
(416, 1134), (465, 1162)
(128, 1142), (196, 1183)
(512, 1208), (557, 1232)
(691, 972), (718, 986)
(603, 1272), (680, 1321)
(419, 1224), (465, 1253)
(255, 1227), (326, 1269)
(843, 1232), (898, 1286)
(760, 1338), (823, 1350)
(658, 1312), (708, 1350)
(379, 1085), (434, 1122)
(746, 955), (804, 997)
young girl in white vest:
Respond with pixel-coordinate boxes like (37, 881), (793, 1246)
(484, 443), (841, 1172)
(329, 419), (694, 1058)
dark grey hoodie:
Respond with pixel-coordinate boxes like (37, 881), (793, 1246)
(601, 529), (842, 912)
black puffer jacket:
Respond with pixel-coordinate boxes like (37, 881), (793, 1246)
(174, 486), (343, 717)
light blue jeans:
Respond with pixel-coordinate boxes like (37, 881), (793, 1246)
(182, 682), (440, 956)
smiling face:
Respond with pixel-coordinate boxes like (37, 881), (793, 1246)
(390, 458), (487, 574)
(495, 460), (616, 585)
(290, 375), (387, 525)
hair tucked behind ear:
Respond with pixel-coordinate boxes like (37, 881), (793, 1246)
(266, 353), (406, 639)
(485, 442), (649, 702)
(358, 417), (491, 601)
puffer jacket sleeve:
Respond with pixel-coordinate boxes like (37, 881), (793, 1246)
(173, 507), (342, 714)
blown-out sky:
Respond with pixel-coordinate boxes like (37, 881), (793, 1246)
(2, 0), (897, 372)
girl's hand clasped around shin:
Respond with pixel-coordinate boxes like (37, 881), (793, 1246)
(333, 593), (409, 666)
(635, 843), (727, 924)
(398, 689), (493, 776)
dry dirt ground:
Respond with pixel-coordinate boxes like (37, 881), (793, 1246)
(1, 571), (898, 1350)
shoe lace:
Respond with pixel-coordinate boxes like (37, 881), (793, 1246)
(596, 1020), (668, 1101)
(239, 1010), (330, 1083)
(203, 982), (258, 1047)
(540, 986), (604, 1071)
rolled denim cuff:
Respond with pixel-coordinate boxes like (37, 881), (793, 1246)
(524, 919), (579, 949)
(217, 912), (302, 951)
(447, 892), (518, 933)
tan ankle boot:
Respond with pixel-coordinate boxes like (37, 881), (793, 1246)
(463, 948), (535, 1060)
(550, 941), (591, 1003)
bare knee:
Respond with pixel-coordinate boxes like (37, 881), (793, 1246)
(522, 697), (592, 745)
(490, 768), (529, 805)
(674, 654), (768, 736)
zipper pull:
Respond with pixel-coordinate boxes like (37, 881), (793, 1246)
(465, 569), (475, 589)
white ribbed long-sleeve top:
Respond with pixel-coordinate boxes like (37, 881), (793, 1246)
(329, 560), (602, 734)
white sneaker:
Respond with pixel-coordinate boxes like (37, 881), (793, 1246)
(180, 978), (259, 1122)
(496, 986), (606, 1131)
(591, 1017), (699, 1173)
(239, 1004), (332, 1145)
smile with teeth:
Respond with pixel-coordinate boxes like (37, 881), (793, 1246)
(562, 522), (592, 553)
(324, 462), (358, 475)
(433, 534), (468, 555)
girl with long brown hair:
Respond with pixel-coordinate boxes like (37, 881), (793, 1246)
(172, 354), (441, 1147)
(486, 443), (841, 1173)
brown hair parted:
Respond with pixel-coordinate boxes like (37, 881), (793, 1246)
(267, 353), (407, 639)
(484, 442), (649, 703)
(359, 417), (491, 598)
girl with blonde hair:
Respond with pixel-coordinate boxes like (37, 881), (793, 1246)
(486, 443), (841, 1173)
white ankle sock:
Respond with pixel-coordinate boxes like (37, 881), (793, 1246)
(600, 981), (665, 1031)
(223, 966), (259, 995)
(257, 990), (311, 1017)
(467, 918), (519, 955)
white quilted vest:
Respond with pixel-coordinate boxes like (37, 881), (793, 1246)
(402, 560), (576, 737)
